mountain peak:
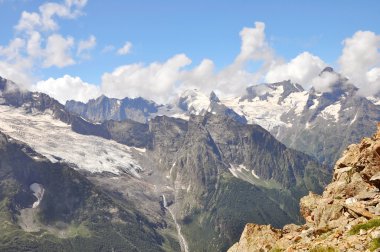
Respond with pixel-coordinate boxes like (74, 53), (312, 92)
(320, 66), (335, 75)
(209, 91), (220, 102)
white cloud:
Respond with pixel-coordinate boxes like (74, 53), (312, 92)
(32, 75), (101, 104)
(265, 52), (327, 86)
(43, 34), (75, 68)
(101, 54), (191, 103)
(26, 31), (42, 58)
(0, 60), (34, 88)
(117, 42), (132, 55)
(77, 35), (96, 58)
(234, 22), (275, 66)
(0, 38), (25, 61)
(15, 0), (87, 32)
(0, 0), (91, 87)
(339, 30), (380, 96)
(310, 71), (339, 93)
(15, 11), (41, 32)
(100, 22), (277, 102)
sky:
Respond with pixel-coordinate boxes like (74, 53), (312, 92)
(0, 0), (379, 104)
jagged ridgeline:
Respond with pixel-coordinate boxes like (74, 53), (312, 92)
(148, 114), (329, 251)
(1, 74), (369, 252)
(65, 68), (380, 169)
(229, 124), (380, 252)
(1, 75), (329, 251)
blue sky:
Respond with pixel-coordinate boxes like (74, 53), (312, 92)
(0, 0), (379, 103)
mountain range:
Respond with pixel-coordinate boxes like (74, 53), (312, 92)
(0, 67), (379, 251)
(66, 67), (380, 168)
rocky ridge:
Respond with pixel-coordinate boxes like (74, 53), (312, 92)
(229, 123), (380, 252)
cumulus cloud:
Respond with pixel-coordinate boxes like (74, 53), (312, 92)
(117, 42), (132, 55)
(3, 10), (380, 105)
(339, 30), (380, 96)
(15, 0), (87, 32)
(0, 60), (34, 88)
(100, 22), (275, 102)
(234, 22), (275, 66)
(0, 0), (91, 88)
(101, 54), (191, 103)
(32, 75), (101, 104)
(310, 71), (340, 93)
(43, 34), (75, 68)
(265, 52), (327, 86)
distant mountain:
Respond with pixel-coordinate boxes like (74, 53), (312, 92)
(0, 75), (329, 251)
(224, 68), (380, 167)
(66, 95), (160, 123)
(65, 89), (247, 124)
(63, 68), (380, 168)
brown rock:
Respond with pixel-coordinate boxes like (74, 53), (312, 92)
(227, 124), (380, 252)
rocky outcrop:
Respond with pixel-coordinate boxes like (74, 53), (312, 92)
(65, 95), (159, 123)
(229, 123), (380, 252)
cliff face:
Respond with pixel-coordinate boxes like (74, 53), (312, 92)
(229, 123), (380, 252)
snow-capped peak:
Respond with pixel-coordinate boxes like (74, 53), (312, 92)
(178, 89), (211, 115)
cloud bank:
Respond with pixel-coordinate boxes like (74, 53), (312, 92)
(1, 2), (379, 104)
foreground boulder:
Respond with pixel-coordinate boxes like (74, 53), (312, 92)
(229, 123), (380, 252)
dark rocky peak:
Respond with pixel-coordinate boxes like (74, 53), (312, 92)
(308, 68), (359, 111)
(209, 91), (220, 103)
(271, 80), (304, 93)
(242, 80), (304, 102)
(320, 66), (334, 74)
(66, 94), (159, 123)
(121, 96), (158, 113)
(89, 94), (111, 105)
(0, 76), (20, 93)
(242, 84), (273, 101)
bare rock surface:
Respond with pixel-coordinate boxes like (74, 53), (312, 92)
(229, 123), (380, 252)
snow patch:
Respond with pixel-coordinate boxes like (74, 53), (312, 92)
(320, 103), (341, 122)
(180, 89), (210, 115)
(0, 106), (142, 176)
(30, 183), (44, 208)
(309, 99), (319, 110)
(350, 112), (358, 125)
(222, 86), (308, 131)
(367, 96), (380, 106)
(251, 170), (260, 179)
(133, 147), (146, 153)
(228, 168), (239, 178)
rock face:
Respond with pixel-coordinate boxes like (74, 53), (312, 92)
(147, 113), (329, 251)
(228, 123), (380, 252)
(65, 95), (159, 123)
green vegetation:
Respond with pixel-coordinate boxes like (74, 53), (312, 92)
(369, 238), (380, 251)
(270, 247), (284, 252)
(349, 218), (380, 235)
(310, 246), (338, 252)
(180, 172), (302, 252)
(0, 135), (166, 252)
